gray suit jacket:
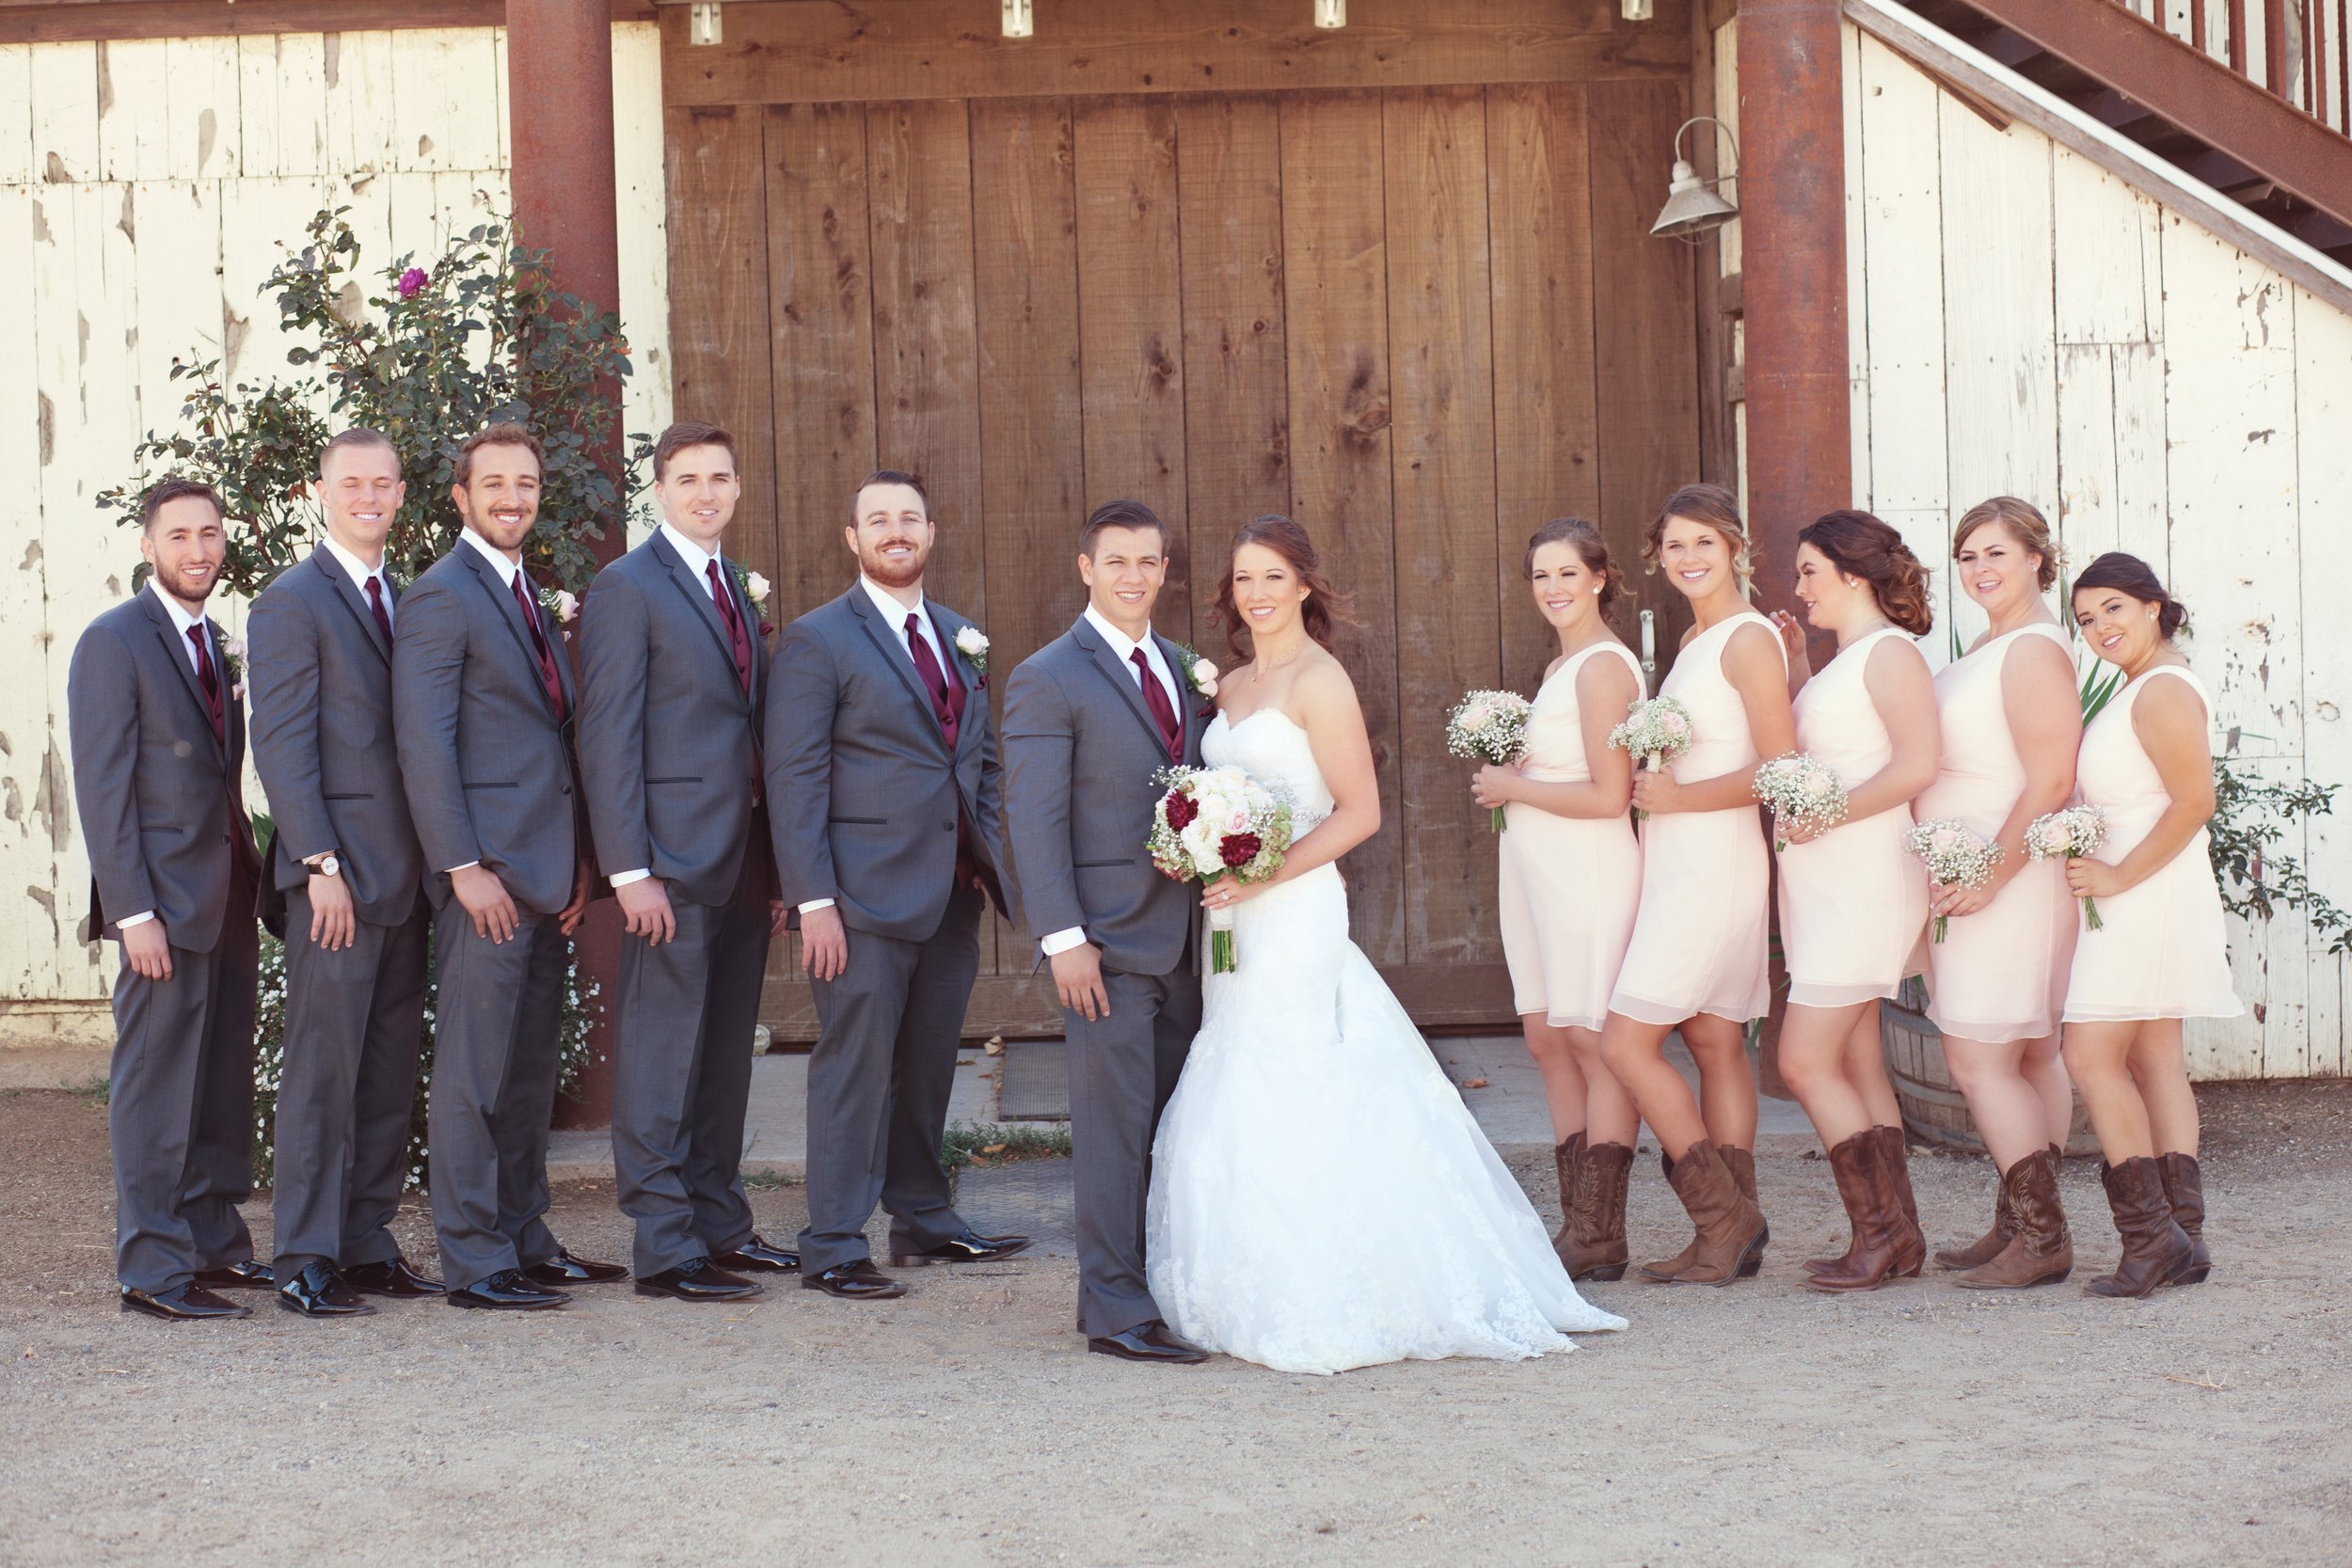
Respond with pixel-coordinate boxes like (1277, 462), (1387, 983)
(67, 591), (260, 953)
(577, 531), (771, 907)
(765, 585), (1006, 942)
(1002, 617), (1205, 978)
(392, 540), (585, 916)
(247, 548), (425, 927)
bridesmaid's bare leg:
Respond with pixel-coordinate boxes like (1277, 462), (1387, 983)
(1842, 1002), (1903, 1130)
(1520, 1014), (1588, 1145)
(2062, 1021), (2157, 1162)
(1567, 1026), (1640, 1148)
(1778, 1000), (1875, 1148)
(1682, 1015), (1759, 1152)
(1600, 1012), (1707, 1158)
(1944, 1034), (2053, 1174)
(2018, 1030), (2075, 1149)
(2124, 1019), (2200, 1156)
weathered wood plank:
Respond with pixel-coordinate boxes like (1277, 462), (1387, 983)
(612, 19), (671, 486)
(2050, 147), (2158, 348)
(96, 38), (170, 182)
(28, 40), (98, 184)
(323, 28), (399, 176)
(2294, 283), (2352, 1075)
(389, 27), (501, 175)
(0, 182), (59, 996)
(1383, 87), (1499, 968)
(0, 46), (30, 185)
(0, 3), (653, 48)
(163, 35), (242, 179)
(240, 31), (331, 180)
(126, 181), (226, 444)
(1839, 15), (1869, 512)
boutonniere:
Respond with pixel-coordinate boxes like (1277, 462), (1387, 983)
(219, 635), (247, 701)
(1170, 641), (1219, 703)
(954, 625), (990, 683)
(729, 562), (776, 639)
(538, 584), (580, 640)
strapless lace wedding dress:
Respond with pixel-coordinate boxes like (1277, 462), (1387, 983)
(1144, 708), (1627, 1374)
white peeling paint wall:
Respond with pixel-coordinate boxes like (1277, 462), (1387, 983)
(0, 24), (671, 1031)
(1843, 20), (2352, 1080)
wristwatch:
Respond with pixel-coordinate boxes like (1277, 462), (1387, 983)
(310, 853), (342, 878)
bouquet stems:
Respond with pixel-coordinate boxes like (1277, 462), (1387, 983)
(1488, 803), (1508, 833)
(1207, 880), (1238, 974)
(1931, 913), (1948, 944)
(2081, 895), (2104, 932)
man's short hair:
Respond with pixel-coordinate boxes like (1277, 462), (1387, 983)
(653, 420), (739, 483)
(850, 468), (928, 521)
(139, 477), (224, 533)
(453, 421), (545, 486)
(1079, 499), (1169, 558)
(319, 426), (400, 479)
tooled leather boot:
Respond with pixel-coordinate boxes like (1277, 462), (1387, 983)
(1653, 1140), (1768, 1287)
(1645, 1144), (1767, 1282)
(1808, 1132), (1905, 1292)
(1874, 1125), (1927, 1277)
(1956, 1146), (2072, 1290)
(2155, 1150), (2211, 1285)
(1549, 1132), (1583, 1261)
(1935, 1169), (2015, 1271)
(2085, 1156), (2194, 1299)
(1564, 1141), (1634, 1281)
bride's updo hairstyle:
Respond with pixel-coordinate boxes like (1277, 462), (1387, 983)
(2072, 550), (2189, 639)
(1524, 517), (1621, 614)
(1214, 513), (1358, 659)
(1645, 483), (1755, 592)
(1796, 510), (1934, 637)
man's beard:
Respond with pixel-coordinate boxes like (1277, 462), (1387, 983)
(154, 562), (218, 608)
(861, 543), (927, 589)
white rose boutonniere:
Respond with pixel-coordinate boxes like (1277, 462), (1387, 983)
(538, 584), (580, 639)
(954, 625), (990, 682)
(727, 562), (776, 638)
(1171, 642), (1218, 704)
(219, 635), (247, 701)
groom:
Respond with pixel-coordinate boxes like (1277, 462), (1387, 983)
(1003, 500), (1210, 1364)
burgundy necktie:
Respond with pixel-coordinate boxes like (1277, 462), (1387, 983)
(365, 575), (395, 646)
(188, 626), (225, 741)
(1133, 648), (1182, 760)
(905, 612), (961, 748)
(508, 572), (568, 721)
(707, 561), (753, 697)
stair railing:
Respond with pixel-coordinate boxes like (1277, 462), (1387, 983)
(2111, 1), (2349, 133)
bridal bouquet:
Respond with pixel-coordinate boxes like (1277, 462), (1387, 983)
(1608, 695), (1694, 821)
(1444, 689), (1534, 832)
(1148, 765), (1296, 974)
(2026, 805), (2109, 931)
(1752, 752), (1850, 852)
(1907, 819), (2003, 943)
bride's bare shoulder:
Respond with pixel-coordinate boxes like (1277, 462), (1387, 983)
(1292, 648), (1363, 722)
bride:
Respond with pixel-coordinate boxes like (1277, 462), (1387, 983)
(1145, 515), (1627, 1375)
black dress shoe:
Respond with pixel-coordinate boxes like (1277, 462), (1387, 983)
(277, 1261), (376, 1318)
(802, 1259), (908, 1300)
(634, 1258), (763, 1303)
(521, 1247), (628, 1287)
(446, 1269), (569, 1311)
(120, 1283), (250, 1321)
(1088, 1321), (1209, 1364)
(343, 1256), (445, 1297)
(890, 1229), (1034, 1267)
(194, 1259), (275, 1291)
(711, 1234), (800, 1273)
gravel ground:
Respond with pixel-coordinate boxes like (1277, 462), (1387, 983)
(2, 1079), (2347, 1568)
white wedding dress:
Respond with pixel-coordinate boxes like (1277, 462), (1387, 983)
(1145, 708), (1627, 1375)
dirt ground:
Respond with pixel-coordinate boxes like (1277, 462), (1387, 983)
(2, 1080), (2347, 1568)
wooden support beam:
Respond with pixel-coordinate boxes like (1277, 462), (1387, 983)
(0, 1), (653, 45)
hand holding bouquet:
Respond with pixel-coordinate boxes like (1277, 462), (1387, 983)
(1907, 818), (2003, 943)
(1608, 696), (1694, 821)
(2026, 805), (2108, 930)
(1148, 765), (1296, 973)
(1752, 752), (1851, 852)
(1445, 689), (1534, 832)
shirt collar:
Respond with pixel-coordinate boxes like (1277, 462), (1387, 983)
(658, 521), (721, 584)
(318, 533), (387, 597)
(459, 527), (522, 588)
(860, 573), (926, 631)
(1084, 604), (1157, 666)
(147, 578), (210, 638)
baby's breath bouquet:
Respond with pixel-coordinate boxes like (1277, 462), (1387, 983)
(1607, 695), (1695, 822)
(1907, 819), (2003, 943)
(1445, 689), (1534, 832)
(1148, 765), (1295, 973)
(2026, 805), (2109, 931)
(1752, 752), (1851, 852)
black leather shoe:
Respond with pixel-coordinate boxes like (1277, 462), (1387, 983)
(521, 1247), (628, 1287)
(446, 1269), (569, 1311)
(634, 1258), (763, 1303)
(120, 1283), (250, 1321)
(711, 1234), (800, 1274)
(1088, 1321), (1209, 1364)
(276, 1261), (376, 1318)
(195, 1259), (275, 1291)
(343, 1256), (445, 1297)
(890, 1229), (1034, 1267)
(802, 1259), (908, 1300)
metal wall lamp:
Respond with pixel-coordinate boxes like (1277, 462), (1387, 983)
(1651, 116), (1741, 242)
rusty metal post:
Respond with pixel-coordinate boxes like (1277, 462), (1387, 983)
(508, 0), (626, 1130)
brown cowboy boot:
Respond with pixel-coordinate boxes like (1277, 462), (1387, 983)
(1955, 1146), (2073, 1290)
(1934, 1171), (2015, 1271)
(1655, 1139), (1767, 1287)
(1875, 1125), (1927, 1277)
(2085, 1156), (2194, 1298)
(1808, 1132), (1905, 1292)
(1642, 1146), (1765, 1280)
(2155, 1150), (2212, 1285)
(1548, 1132), (1583, 1261)
(1564, 1141), (1634, 1282)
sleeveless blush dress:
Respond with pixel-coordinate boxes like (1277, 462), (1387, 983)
(1497, 642), (1646, 1028)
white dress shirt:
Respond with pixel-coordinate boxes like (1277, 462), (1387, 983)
(319, 533), (394, 636)
(611, 523), (738, 889)
(1039, 608), (1181, 958)
(444, 529), (529, 875)
(119, 583), (220, 928)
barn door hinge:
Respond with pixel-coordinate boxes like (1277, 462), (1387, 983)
(1623, 0), (1656, 18)
(689, 2), (723, 47)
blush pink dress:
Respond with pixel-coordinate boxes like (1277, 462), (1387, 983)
(1610, 610), (1784, 1027)
(1914, 623), (2078, 1044)
(1775, 626), (1931, 1007)
(1497, 641), (1645, 1029)
(2062, 666), (2242, 1023)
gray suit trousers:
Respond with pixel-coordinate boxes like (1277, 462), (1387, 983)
(270, 888), (429, 1278)
(1066, 965), (1199, 1338)
(800, 883), (982, 1272)
(109, 912), (261, 1294)
(611, 855), (770, 1276)
(426, 901), (565, 1290)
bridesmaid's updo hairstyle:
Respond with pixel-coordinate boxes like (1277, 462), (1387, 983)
(1953, 496), (2058, 591)
(2073, 550), (2188, 639)
(1797, 510), (1934, 637)
(1214, 513), (1358, 659)
(1645, 483), (1754, 590)
(1523, 517), (1621, 613)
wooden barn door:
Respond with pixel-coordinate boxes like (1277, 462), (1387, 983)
(666, 84), (1699, 1039)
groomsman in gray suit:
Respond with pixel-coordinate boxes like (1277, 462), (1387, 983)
(578, 420), (797, 1303)
(68, 480), (270, 1320)
(767, 469), (1028, 1299)
(394, 423), (621, 1311)
(247, 429), (438, 1318)
(1002, 500), (1209, 1363)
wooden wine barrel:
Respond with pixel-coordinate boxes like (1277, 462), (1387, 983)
(1881, 977), (2098, 1155)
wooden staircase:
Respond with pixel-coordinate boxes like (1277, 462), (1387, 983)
(1896, 0), (2352, 265)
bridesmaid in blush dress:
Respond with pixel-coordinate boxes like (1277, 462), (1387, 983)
(1599, 484), (1794, 1286)
(1764, 513), (1938, 1293)
(2062, 553), (2240, 1300)
(1471, 519), (1644, 1281)
(1918, 499), (2082, 1291)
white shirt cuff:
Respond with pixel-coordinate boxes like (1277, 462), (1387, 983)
(610, 868), (652, 887)
(117, 911), (156, 928)
(445, 861), (480, 874)
(797, 898), (835, 914)
(1040, 926), (1088, 957)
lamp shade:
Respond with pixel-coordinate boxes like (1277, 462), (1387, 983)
(1650, 159), (1740, 240)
